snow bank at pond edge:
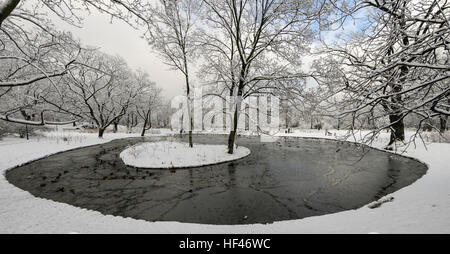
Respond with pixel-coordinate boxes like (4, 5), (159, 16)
(1, 130), (449, 233)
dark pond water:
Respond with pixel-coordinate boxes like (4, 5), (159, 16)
(6, 134), (427, 225)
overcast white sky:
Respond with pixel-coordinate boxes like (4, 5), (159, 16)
(47, 4), (364, 100)
(51, 8), (185, 100)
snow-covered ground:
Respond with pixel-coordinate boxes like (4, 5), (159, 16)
(0, 129), (449, 233)
(120, 141), (250, 168)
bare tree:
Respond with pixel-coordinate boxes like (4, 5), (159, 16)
(318, 0), (450, 148)
(56, 49), (143, 138)
(200, 0), (332, 153)
(133, 71), (162, 136)
(1, 0), (156, 126)
(0, 6), (80, 126)
(146, 0), (201, 147)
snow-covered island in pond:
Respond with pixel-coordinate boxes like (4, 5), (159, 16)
(120, 141), (251, 168)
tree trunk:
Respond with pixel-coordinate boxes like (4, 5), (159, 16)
(386, 8), (407, 147)
(388, 113), (405, 145)
(186, 97), (193, 147)
(370, 110), (376, 129)
(186, 88), (193, 148)
(227, 63), (247, 154)
(440, 115), (448, 133)
(285, 109), (289, 129)
(387, 82), (406, 146)
(181, 49), (194, 148)
(98, 128), (105, 138)
(227, 96), (241, 154)
(141, 116), (148, 137)
(126, 113), (131, 133)
(113, 122), (118, 133)
(227, 106), (238, 154)
(141, 110), (152, 137)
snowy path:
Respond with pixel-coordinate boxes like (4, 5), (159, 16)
(1, 131), (449, 233)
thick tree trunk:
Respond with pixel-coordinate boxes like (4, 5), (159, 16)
(385, 60), (407, 147)
(141, 110), (152, 137)
(227, 131), (236, 154)
(141, 116), (148, 137)
(98, 128), (105, 138)
(0, 0), (20, 26)
(388, 113), (405, 145)
(182, 75), (193, 147)
(387, 82), (406, 146)
(227, 63), (247, 154)
(227, 106), (238, 154)
(227, 96), (241, 154)
(385, 8), (407, 148)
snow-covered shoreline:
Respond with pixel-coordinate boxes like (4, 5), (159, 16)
(1, 130), (449, 233)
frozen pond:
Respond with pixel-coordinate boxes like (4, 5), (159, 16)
(5, 135), (427, 225)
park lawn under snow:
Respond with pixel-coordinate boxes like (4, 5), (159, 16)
(0, 128), (450, 233)
(120, 141), (250, 168)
